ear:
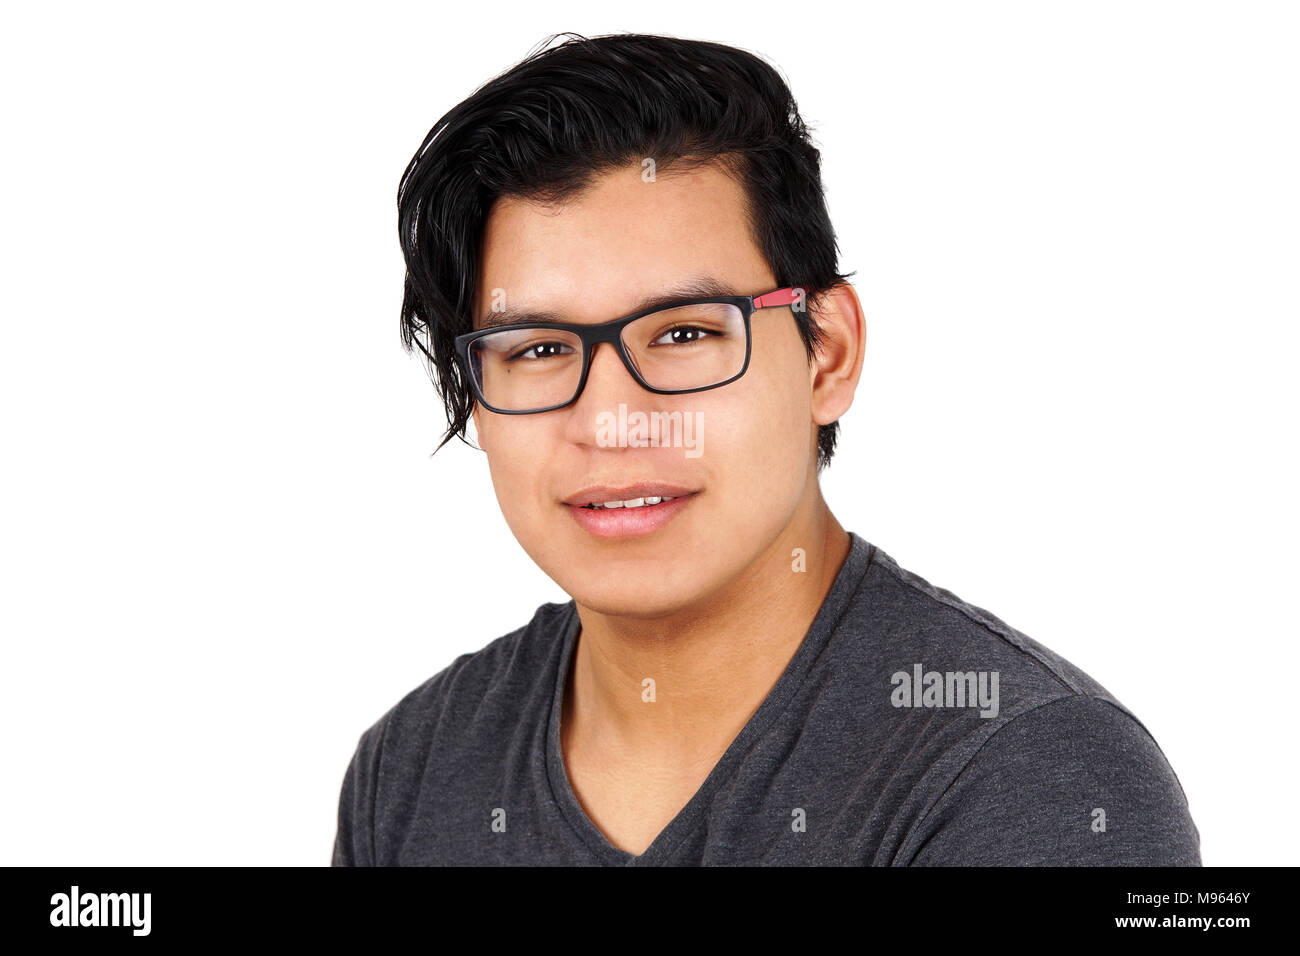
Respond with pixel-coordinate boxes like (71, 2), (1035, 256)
(805, 282), (867, 427)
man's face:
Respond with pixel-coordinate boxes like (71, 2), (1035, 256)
(472, 162), (819, 618)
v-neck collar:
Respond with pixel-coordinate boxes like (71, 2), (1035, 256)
(542, 532), (876, 866)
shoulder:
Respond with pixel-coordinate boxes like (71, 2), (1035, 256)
(332, 599), (572, 866)
(860, 542), (1117, 703)
(905, 693), (1201, 864)
(850, 542), (1199, 864)
(344, 599), (573, 782)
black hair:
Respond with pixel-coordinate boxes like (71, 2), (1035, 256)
(398, 32), (854, 470)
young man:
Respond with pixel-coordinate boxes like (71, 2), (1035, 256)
(332, 33), (1200, 866)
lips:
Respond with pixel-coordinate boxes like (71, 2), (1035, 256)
(561, 483), (697, 508)
(561, 483), (698, 539)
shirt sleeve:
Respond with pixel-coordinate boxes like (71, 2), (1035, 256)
(903, 694), (1201, 866)
(331, 717), (388, 867)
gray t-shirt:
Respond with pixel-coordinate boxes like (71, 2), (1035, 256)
(332, 532), (1201, 865)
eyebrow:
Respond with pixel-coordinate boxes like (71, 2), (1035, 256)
(475, 275), (739, 330)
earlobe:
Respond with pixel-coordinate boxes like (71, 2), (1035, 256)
(808, 283), (867, 427)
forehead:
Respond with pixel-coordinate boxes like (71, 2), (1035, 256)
(475, 161), (764, 321)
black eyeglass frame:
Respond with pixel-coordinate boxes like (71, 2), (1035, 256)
(454, 286), (803, 415)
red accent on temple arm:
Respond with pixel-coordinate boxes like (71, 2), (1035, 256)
(752, 287), (802, 309)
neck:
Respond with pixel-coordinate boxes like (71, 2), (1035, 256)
(562, 492), (851, 765)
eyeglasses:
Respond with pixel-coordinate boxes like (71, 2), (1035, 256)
(455, 286), (804, 414)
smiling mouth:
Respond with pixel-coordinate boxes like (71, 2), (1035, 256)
(579, 496), (681, 510)
(565, 490), (696, 539)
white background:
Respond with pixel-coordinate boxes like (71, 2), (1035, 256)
(2, 1), (1295, 865)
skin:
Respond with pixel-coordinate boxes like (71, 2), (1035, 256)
(470, 160), (866, 855)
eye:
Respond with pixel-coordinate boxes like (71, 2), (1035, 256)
(650, 325), (716, 346)
(506, 340), (575, 361)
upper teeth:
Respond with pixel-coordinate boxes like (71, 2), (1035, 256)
(587, 496), (675, 509)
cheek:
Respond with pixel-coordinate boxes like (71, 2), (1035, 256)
(698, 330), (814, 509)
(742, 323), (815, 462)
(480, 419), (546, 528)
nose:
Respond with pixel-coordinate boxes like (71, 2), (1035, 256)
(561, 339), (658, 453)
(571, 340), (642, 412)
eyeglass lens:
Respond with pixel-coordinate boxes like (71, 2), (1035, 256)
(467, 302), (746, 411)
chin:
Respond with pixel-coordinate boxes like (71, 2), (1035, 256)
(541, 546), (726, 617)
(564, 581), (708, 620)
